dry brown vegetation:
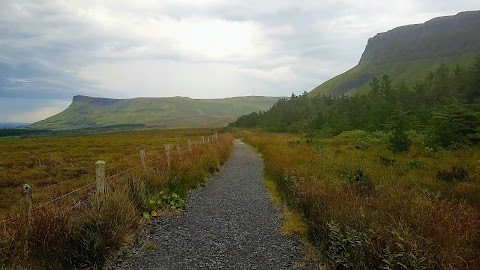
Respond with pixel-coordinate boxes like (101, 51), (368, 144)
(0, 128), (233, 269)
(0, 129), (218, 217)
(239, 130), (480, 269)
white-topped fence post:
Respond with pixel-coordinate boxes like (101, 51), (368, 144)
(20, 184), (32, 226)
(20, 183), (33, 253)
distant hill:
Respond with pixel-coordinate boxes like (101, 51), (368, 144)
(310, 10), (480, 96)
(0, 123), (30, 128)
(28, 95), (281, 130)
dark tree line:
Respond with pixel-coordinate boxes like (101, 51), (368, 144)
(230, 56), (480, 148)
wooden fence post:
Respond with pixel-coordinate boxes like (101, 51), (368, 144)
(20, 184), (32, 253)
(207, 136), (210, 144)
(165, 144), (171, 170)
(95, 160), (106, 207)
(202, 136), (205, 144)
(214, 131), (218, 141)
(188, 139), (192, 152)
(140, 149), (146, 172)
(20, 184), (32, 225)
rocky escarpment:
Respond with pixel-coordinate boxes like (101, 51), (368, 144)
(310, 10), (480, 96)
(359, 11), (480, 65)
(72, 95), (122, 106)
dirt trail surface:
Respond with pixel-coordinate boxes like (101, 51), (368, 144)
(107, 139), (301, 270)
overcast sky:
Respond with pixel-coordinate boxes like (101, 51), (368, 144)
(1, 0), (479, 123)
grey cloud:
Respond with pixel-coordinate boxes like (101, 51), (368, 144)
(1, 0), (479, 122)
(0, 60), (100, 99)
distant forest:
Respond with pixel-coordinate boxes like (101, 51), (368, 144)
(230, 56), (480, 149)
(0, 124), (146, 138)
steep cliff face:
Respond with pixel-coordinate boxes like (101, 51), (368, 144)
(311, 10), (480, 96)
(360, 11), (480, 65)
(71, 95), (122, 106)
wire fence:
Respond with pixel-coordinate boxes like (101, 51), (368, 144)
(0, 134), (219, 226)
(32, 181), (96, 211)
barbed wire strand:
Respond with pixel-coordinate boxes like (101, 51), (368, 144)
(106, 167), (135, 180)
(36, 180), (71, 192)
(54, 146), (175, 183)
(106, 152), (172, 179)
(35, 175), (90, 192)
(32, 181), (96, 211)
(1, 181), (96, 224)
(145, 153), (166, 164)
(1, 135), (217, 225)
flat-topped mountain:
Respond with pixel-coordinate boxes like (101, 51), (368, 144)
(311, 10), (480, 96)
(29, 95), (281, 130)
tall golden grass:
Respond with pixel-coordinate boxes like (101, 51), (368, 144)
(239, 130), (480, 269)
(0, 128), (220, 217)
(0, 129), (233, 269)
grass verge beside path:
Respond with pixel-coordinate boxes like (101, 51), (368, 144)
(238, 130), (480, 270)
(263, 177), (323, 270)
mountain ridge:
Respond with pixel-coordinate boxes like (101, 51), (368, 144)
(29, 95), (281, 130)
(311, 10), (480, 96)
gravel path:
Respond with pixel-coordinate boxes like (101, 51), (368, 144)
(108, 139), (301, 270)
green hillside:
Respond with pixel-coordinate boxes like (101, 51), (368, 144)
(29, 95), (281, 130)
(311, 52), (478, 96)
(310, 11), (480, 96)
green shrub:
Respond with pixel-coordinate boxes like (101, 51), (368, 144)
(387, 113), (411, 153)
(430, 105), (480, 148)
(338, 130), (370, 139)
(325, 222), (428, 270)
(143, 189), (186, 218)
(342, 169), (375, 194)
(388, 130), (411, 153)
(436, 166), (469, 182)
(381, 226), (428, 270)
(326, 221), (372, 269)
(405, 130), (426, 144)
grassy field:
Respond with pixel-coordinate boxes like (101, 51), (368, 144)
(0, 128), (219, 217)
(237, 130), (480, 269)
(0, 128), (233, 269)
